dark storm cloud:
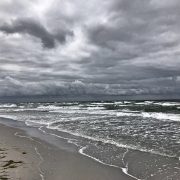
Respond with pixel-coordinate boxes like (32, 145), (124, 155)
(0, 0), (180, 99)
(87, 0), (180, 57)
(0, 18), (73, 48)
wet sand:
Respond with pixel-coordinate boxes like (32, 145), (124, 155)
(0, 123), (134, 180)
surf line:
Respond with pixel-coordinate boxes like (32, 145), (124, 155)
(14, 132), (43, 145)
(35, 147), (45, 180)
(39, 126), (141, 179)
(121, 148), (140, 180)
(39, 126), (140, 179)
(79, 146), (140, 180)
(38, 126), (80, 146)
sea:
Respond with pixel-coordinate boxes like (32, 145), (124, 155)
(0, 100), (180, 179)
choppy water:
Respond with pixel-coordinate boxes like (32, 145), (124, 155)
(0, 101), (180, 167)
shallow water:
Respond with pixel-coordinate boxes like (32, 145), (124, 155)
(0, 101), (180, 164)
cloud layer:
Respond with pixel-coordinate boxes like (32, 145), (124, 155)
(0, 18), (73, 48)
(0, 0), (180, 99)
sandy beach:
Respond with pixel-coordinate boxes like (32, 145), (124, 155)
(0, 122), (134, 180)
(0, 116), (180, 180)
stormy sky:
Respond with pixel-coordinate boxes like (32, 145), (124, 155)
(0, 0), (180, 99)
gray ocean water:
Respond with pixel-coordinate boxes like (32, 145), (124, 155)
(0, 101), (180, 167)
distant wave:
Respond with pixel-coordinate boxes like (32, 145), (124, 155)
(104, 104), (180, 113)
(141, 112), (180, 122)
(0, 104), (17, 108)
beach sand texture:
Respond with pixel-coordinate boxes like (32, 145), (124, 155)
(0, 124), (134, 180)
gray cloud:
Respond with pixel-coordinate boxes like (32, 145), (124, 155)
(0, 76), (179, 98)
(0, 18), (73, 48)
(0, 0), (180, 99)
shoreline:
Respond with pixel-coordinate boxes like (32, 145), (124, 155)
(0, 120), (134, 180)
(0, 117), (180, 180)
(38, 126), (140, 180)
